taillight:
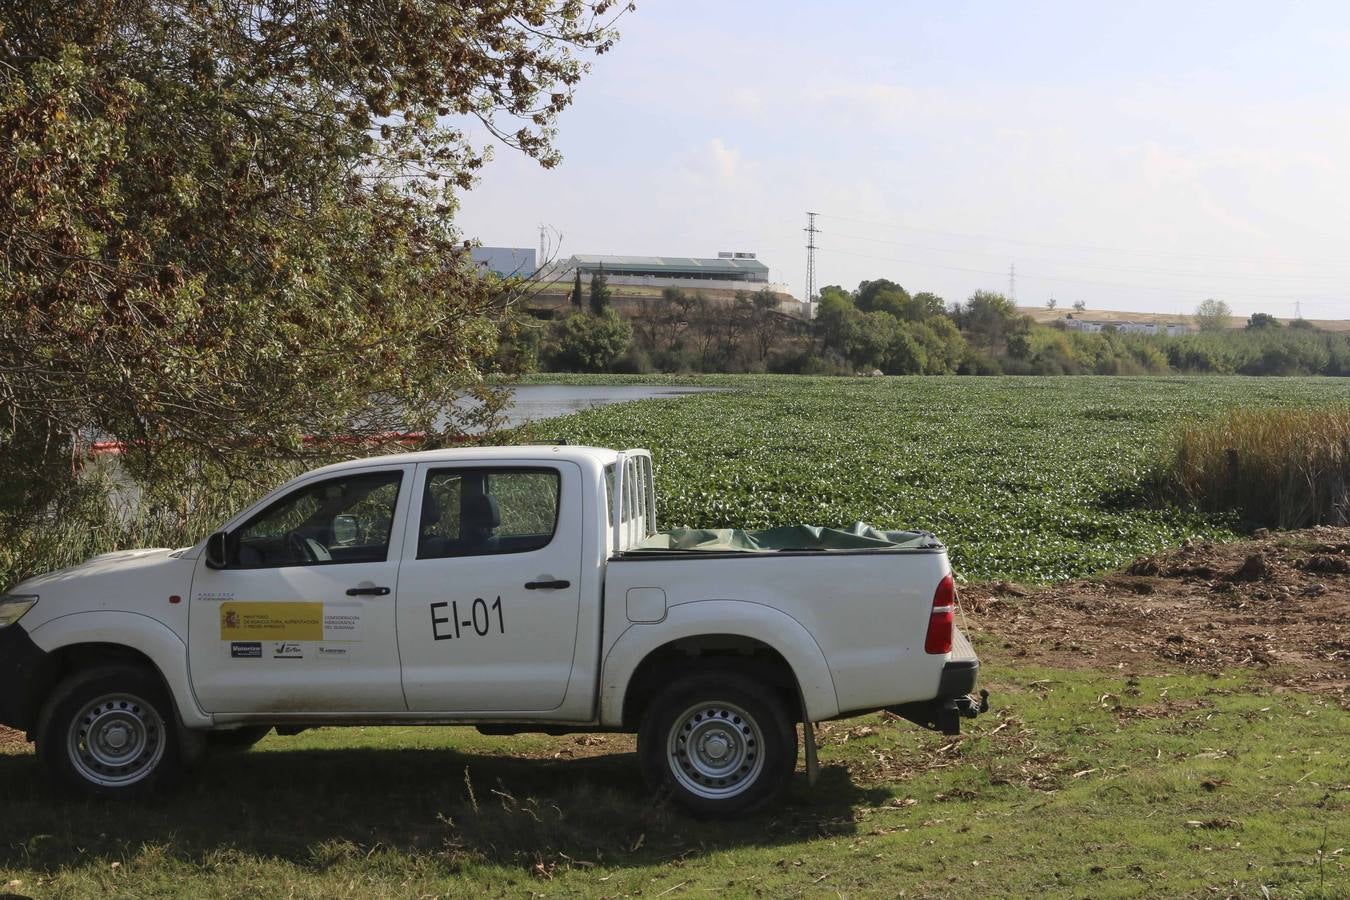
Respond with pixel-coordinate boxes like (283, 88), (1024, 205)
(925, 573), (955, 654)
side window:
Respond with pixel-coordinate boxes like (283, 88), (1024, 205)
(232, 471), (402, 568)
(418, 467), (560, 559)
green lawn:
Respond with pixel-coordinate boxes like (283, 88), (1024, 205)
(521, 374), (1349, 582)
(2, 666), (1345, 898)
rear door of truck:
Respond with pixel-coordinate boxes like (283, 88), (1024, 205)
(395, 459), (585, 712)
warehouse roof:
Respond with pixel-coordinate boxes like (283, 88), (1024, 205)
(567, 254), (770, 276)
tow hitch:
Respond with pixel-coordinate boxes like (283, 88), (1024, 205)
(888, 688), (990, 736)
(947, 689), (990, 734)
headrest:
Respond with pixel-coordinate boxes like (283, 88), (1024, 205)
(421, 491), (442, 528)
(462, 493), (500, 530)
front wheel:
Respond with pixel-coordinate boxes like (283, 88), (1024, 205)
(638, 670), (797, 817)
(36, 666), (182, 797)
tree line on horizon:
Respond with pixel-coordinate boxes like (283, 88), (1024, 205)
(525, 278), (1350, 377)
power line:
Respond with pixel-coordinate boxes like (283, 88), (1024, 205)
(814, 211), (1350, 268)
(819, 245), (1345, 304)
(821, 229), (1350, 285)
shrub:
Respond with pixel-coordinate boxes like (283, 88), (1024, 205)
(543, 311), (633, 373)
(1168, 407), (1350, 529)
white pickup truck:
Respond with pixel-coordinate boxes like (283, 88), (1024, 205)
(0, 445), (985, 814)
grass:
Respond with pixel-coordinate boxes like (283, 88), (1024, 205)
(519, 374), (1348, 582)
(1, 665), (1345, 898)
(1170, 406), (1350, 529)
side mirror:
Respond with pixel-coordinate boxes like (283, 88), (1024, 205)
(332, 514), (359, 546)
(204, 531), (229, 570)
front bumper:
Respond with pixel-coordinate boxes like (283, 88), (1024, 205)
(0, 625), (48, 733)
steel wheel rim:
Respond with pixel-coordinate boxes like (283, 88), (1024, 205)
(667, 700), (765, 800)
(66, 692), (166, 788)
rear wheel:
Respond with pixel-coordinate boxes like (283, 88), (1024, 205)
(37, 666), (182, 797)
(638, 670), (796, 817)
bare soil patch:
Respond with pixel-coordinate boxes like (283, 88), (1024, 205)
(962, 526), (1350, 705)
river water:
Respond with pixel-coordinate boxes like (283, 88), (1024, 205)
(495, 383), (720, 429)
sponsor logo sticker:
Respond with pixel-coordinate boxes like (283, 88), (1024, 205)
(316, 645), (349, 658)
(230, 642), (262, 659)
(272, 641), (303, 660)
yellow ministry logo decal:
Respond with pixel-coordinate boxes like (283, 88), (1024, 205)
(219, 602), (323, 641)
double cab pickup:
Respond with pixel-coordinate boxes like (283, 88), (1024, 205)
(0, 445), (985, 815)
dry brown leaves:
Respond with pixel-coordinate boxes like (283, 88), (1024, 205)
(962, 526), (1350, 706)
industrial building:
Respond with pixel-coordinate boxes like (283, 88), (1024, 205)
(564, 252), (771, 287)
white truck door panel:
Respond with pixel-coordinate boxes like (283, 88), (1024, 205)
(397, 461), (583, 712)
(187, 465), (411, 713)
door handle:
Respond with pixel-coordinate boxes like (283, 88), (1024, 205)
(524, 580), (570, 590)
(346, 586), (391, 596)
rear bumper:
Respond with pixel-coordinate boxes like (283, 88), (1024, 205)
(939, 658), (980, 699)
(887, 633), (990, 735)
(0, 624), (47, 733)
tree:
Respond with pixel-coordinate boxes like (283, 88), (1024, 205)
(1195, 298), (1234, 332)
(952, 291), (1020, 351)
(1246, 312), (1282, 330)
(589, 265), (612, 315)
(0, 0), (628, 529)
(570, 269), (584, 309)
(749, 289), (785, 362)
(546, 310), (632, 372)
(1046, 298), (1058, 310)
(813, 285), (858, 357)
(911, 292), (948, 319)
(856, 279), (912, 319)
(1072, 300), (1087, 312)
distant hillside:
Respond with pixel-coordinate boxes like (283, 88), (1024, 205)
(523, 278), (807, 317)
(1018, 306), (1350, 333)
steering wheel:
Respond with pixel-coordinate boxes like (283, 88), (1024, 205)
(284, 531), (330, 563)
(285, 531), (314, 563)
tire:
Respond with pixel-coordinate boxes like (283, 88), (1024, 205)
(36, 665), (182, 798)
(638, 669), (797, 817)
(206, 726), (272, 753)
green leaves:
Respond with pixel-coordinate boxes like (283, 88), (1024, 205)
(0, 1), (625, 531)
(525, 375), (1344, 583)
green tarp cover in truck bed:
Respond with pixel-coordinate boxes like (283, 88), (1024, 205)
(632, 522), (938, 552)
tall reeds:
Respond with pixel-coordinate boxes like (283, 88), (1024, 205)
(1169, 406), (1350, 529)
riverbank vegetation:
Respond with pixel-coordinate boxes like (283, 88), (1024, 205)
(530, 279), (1350, 377)
(520, 375), (1344, 582)
(1168, 406), (1350, 529)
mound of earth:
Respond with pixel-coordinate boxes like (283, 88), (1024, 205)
(962, 526), (1350, 705)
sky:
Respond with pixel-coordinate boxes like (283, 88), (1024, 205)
(455, 1), (1350, 320)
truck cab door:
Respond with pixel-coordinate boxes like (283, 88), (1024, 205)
(396, 461), (583, 712)
(187, 465), (411, 713)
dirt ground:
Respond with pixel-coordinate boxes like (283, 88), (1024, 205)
(3, 527), (1348, 752)
(961, 525), (1350, 706)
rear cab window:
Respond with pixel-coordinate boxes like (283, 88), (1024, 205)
(418, 467), (561, 559)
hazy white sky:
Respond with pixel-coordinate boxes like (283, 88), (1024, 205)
(456, 1), (1350, 319)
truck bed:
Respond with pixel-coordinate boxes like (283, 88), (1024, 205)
(604, 544), (956, 717)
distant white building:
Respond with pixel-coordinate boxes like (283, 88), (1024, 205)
(1063, 317), (1189, 336)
